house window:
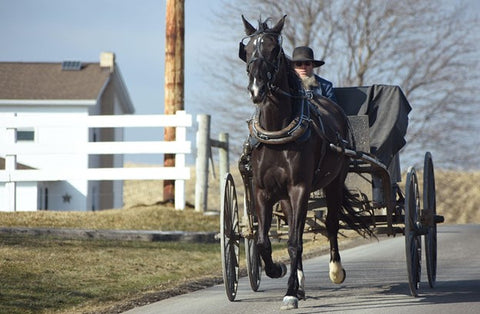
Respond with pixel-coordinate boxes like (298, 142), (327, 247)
(16, 129), (35, 141)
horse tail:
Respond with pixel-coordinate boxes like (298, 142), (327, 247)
(340, 185), (376, 238)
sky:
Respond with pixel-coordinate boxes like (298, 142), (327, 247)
(0, 0), (232, 164)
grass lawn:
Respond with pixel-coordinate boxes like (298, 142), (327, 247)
(0, 205), (220, 313)
(0, 205), (307, 313)
(0, 233), (222, 314)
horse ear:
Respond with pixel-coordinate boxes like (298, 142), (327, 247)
(271, 15), (287, 33)
(242, 15), (256, 36)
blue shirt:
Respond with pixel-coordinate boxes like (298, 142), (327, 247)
(311, 74), (337, 103)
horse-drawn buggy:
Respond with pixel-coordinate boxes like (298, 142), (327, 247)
(219, 15), (445, 310)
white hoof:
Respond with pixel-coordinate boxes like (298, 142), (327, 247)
(329, 261), (346, 284)
(281, 296), (298, 310)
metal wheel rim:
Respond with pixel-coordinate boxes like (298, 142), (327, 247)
(220, 173), (240, 301)
(423, 152), (437, 288)
(405, 167), (422, 297)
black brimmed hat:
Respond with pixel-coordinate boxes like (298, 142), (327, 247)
(292, 46), (325, 67)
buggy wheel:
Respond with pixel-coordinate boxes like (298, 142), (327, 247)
(423, 152), (437, 288)
(405, 167), (422, 297)
(220, 173), (240, 301)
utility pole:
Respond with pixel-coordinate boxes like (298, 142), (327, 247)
(163, 0), (185, 203)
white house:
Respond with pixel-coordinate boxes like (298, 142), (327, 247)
(0, 52), (135, 211)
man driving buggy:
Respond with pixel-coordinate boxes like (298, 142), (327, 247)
(291, 46), (337, 103)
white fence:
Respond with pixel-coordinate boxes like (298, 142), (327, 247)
(0, 111), (192, 211)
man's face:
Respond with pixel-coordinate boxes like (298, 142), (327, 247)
(294, 61), (314, 78)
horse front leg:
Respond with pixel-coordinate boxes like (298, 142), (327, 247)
(325, 185), (346, 284)
(281, 191), (308, 310)
(255, 191), (287, 279)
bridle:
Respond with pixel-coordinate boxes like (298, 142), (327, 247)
(241, 32), (312, 101)
(242, 31), (284, 96)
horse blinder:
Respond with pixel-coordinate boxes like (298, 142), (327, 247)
(239, 42), (246, 62)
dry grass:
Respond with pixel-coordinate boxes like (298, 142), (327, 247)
(0, 235), (221, 314)
(434, 170), (480, 224)
(396, 170), (480, 225)
(0, 205), (218, 232)
(124, 165), (480, 226)
(123, 162), (245, 212)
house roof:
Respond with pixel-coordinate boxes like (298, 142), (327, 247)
(0, 59), (135, 113)
(0, 62), (111, 100)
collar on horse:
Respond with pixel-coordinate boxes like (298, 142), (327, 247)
(248, 95), (313, 145)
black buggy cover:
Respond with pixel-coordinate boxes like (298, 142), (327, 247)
(333, 85), (412, 171)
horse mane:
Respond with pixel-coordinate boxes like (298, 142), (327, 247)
(257, 17), (270, 31)
(255, 17), (282, 35)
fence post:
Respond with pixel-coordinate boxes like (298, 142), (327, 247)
(218, 132), (229, 196)
(195, 114), (210, 212)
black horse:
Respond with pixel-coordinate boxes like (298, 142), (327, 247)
(239, 15), (371, 310)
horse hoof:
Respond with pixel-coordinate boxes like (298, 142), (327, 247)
(297, 288), (306, 301)
(329, 262), (346, 284)
(281, 296), (298, 310)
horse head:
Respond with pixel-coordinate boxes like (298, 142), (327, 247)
(240, 15), (287, 104)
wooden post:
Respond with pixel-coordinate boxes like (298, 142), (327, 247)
(195, 115), (210, 212)
(163, 0), (185, 203)
(218, 132), (229, 196)
(194, 115), (230, 213)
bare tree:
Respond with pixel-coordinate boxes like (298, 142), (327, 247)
(203, 0), (479, 170)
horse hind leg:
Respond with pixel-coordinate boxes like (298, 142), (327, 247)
(325, 183), (346, 284)
(328, 240), (346, 284)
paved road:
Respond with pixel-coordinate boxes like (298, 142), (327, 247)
(124, 225), (480, 313)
